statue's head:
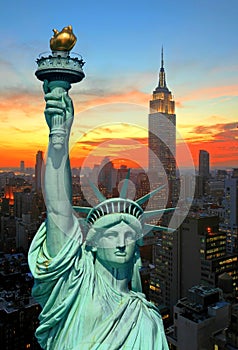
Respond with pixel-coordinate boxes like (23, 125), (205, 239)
(89, 216), (141, 268)
(74, 171), (174, 269)
(85, 199), (144, 267)
(73, 173), (174, 290)
(86, 198), (143, 246)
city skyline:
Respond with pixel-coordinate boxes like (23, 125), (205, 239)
(0, 0), (237, 169)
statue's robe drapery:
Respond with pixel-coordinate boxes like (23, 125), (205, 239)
(28, 222), (169, 350)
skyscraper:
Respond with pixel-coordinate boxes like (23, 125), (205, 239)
(35, 151), (43, 193)
(20, 160), (25, 173)
(148, 47), (176, 208)
(148, 49), (179, 313)
(195, 150), (210, 197)
(199, 149), (210, 178)
(98, 157), (116, 195)
(221, 169), (238, 255)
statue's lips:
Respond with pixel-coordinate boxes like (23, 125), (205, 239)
(114, 252), (127, 256)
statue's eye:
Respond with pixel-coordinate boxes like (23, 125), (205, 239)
(104, 231), (118, 239)
(125, 232), (136, 241)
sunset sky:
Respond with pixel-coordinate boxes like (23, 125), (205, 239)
(0, 0), (237, 170)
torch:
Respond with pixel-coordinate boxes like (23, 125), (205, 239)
(35, 25), (85, 148)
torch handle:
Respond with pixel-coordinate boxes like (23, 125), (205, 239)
(47, 82), (70, 150)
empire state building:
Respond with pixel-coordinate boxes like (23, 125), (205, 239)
(148, 48), (177, 208)
(148, 50), (179, 311)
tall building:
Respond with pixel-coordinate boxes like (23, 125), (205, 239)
(16, 214), (40, 253)
(116, 165), (129, 186)
(14, 189), (32, 219)
(178, 213), (237, 302)
(179, 214), (220, 297)
(199, 150), (210, 178)
(148, 47), (176, 208)
(98, 157), (116, 196)
(20, 160), (25, 173)
(148, 49), (178, 313)
(149, 230), (179, 314)
(221, 170), (238, 255)
(0, 215), (16, 253)
(35, 151), (43, 193)
(195, 150), (210, 198)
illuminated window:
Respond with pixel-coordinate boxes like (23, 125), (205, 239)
(207, 227), (212, 233)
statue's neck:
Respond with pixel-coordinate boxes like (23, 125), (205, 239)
(94, 258), (133, 294)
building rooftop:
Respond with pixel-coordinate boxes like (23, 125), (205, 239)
(0, 289), (38, 314)
(175, 285), (230, 323)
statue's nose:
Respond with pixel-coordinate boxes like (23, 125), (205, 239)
(116, 233), (126, 249)
(116, 245), (126, 252)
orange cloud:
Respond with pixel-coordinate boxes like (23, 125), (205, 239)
(184, 121), (238, 142)
(70, 124), (148, 168)
(73, 89), (150, 112)
(187, 140), (238, 168)
(0, 89), (150, 168)
(184, 122), (238, 167)
(178, 84), (238, 103)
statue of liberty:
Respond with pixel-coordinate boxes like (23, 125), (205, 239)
(28, 26), (169, 350)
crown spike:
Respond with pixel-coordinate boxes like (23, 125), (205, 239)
(87, 178), (106, 203)
(143, 207), (175, 220)
(119, 169), (131, 199)
(136, 184), (166, 205)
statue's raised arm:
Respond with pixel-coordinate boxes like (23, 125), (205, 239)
(43, 80), (80, 256)
(32, 25), (85, 257)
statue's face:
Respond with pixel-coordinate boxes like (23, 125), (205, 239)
(95, 221), (137, 267)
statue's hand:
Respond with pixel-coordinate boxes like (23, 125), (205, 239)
(43, 80), (74, 134)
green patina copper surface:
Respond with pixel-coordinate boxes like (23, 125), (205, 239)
(29, 33), (169, 348)
(29, 222), (169, 349)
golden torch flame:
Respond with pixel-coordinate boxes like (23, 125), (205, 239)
(50, 25), (77, 52)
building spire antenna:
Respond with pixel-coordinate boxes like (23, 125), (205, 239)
(161, 45), (164, 69)
(157, 45), (167, 89)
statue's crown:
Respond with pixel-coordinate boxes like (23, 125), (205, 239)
(86, 198), (144, 226)
(73, 170), (175, 235)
